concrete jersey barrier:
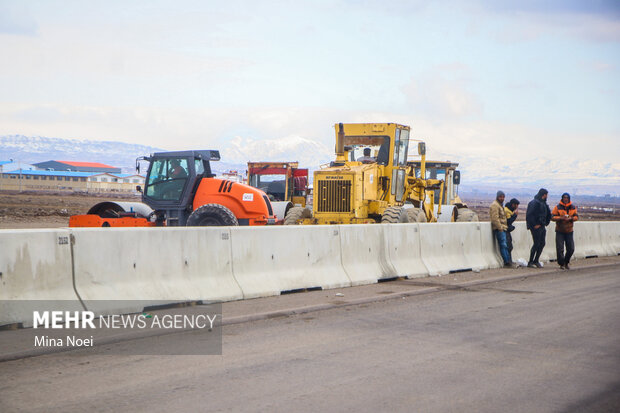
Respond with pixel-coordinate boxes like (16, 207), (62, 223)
(71, 227), (242, 315)
(600, 221), (620, 256)
(3, 220), (620, 326)
(543, 222), (606, 262)
(479, 222), (504, 269)
(385, 223), (428, 279)
(339, 224), (398, 285)
(0, 229), (82, 327)
(419, 222), (487, 276)
(507, 222), (531, 264)
(570, 222), (607, 259)
(229, 225), (351, 299)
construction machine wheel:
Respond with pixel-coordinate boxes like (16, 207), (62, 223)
(406, 208), (427, 223)
(381, 206), (409, 223)
(455, 208), (478, 222)
(86, 201), (153, 219)
(186, 204), (239, 226)
(283, 206), (312, 225)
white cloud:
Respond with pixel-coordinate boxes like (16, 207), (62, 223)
(402, 65), (483, 120)
(0, 1), (38, 36)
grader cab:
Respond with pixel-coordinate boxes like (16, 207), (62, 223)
(407, 160), (478, 222)
(286, 122), (477, 225)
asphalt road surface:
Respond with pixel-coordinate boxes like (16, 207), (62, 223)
(1, 262), (619, 412)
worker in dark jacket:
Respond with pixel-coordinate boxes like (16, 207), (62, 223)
(504, 198), (520, 262)
(551, 193), (578, 270)
(526, 188), (551, 268)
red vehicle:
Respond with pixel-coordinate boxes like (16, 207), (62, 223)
(246, 161), (309, 221)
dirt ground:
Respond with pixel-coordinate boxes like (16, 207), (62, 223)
(0, 191), (618, 229)
(0, 191), (140, 229)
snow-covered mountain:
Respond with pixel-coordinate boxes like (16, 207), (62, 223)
(1, 135), (618, 196)
(223, 135), (332, 168)
(0, 135), (165, 174)
(427, 149), (620, 196)
(0, 134), (332, 177)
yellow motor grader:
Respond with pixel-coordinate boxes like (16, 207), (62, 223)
(406, 159), (478, 222)
(285, 122), (477, 225)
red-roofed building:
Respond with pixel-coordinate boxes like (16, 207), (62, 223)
(33, 160), (121, 174)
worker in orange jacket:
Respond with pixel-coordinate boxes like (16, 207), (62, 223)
(551, 193), (579, 270)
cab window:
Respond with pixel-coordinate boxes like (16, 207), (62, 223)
(344, 136), (390, 166)
(392, 128), (409, 167)
(145, 158), (189, 201)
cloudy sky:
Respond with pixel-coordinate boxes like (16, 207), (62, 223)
(1, 0), (619, 166)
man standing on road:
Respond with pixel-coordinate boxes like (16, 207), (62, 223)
(490, 191), (515, 268)
(526, 188), (552, 268)
(505, 198), (520, 263)
(551, 193), (578, 270)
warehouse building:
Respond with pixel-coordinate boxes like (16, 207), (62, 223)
(0, 168), (144, 193)
(32, 160), (121, 174)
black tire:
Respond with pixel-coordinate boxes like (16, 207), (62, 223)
(283, 206), (312, 225)
(381, 206), (409, 223)
(406, 208), (427, 223)
(456, 208), (478, 222)
(186, 204), (238, 226)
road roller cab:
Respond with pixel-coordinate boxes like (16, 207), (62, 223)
(69, 150), (277, 227)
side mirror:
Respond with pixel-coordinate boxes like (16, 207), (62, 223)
(453, 171), (461, 185)
(418, 142), (426, 156)
(136, 185), (142, 193)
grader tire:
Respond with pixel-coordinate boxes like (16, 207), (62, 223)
(456, 208), (478, 222)
(284, 206), (312, 225)
(407, 208), (427, 223)
(381, 206), (409, 223)
(186, 204), (239, 226)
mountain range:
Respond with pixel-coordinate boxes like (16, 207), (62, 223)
(1, 134), (618, 197)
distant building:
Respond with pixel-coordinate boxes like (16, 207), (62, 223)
(33, 160), (121, 174)
(0, 161), (37, 172)
(0, 168), (144, 193)
(86, 173), (145, 192)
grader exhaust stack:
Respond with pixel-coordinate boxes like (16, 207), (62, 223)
(335, 122), (347, 163)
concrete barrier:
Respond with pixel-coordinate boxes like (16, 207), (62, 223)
(229, 225), (351, 299)
(419, 223), (487, 276)
(339, 224), (397, 285)
(479, 222), (504, 269)
(385, 224), (429, 279)
(571, 222), (608, 259)
(600, 221), (620, 256)
(0, 229), (82, 327)
(508, 222), (531, 264)
(539, 225), (557, 263)
(524, 221), (618, 264)
(71, 227), (242, 315)
(4, 220), (618, 326)
(541, 222), (607, 262)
